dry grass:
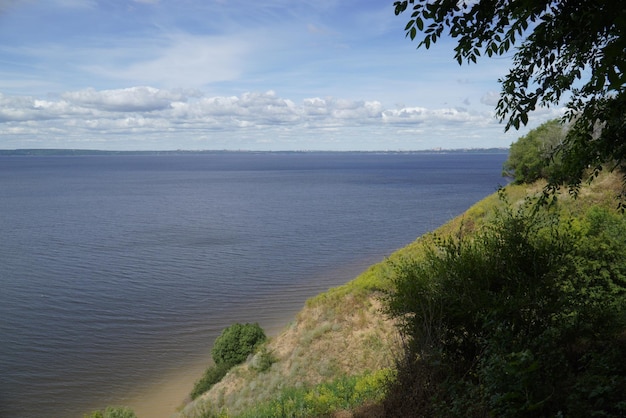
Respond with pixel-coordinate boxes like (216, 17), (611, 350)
(178, 292), (400, 417)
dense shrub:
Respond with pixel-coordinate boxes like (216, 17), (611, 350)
(502, 119), (566, 184)
(384, 197), (626, 417)
(190, 362), (233, 400)
(211, 322), (267, 366)
(84, 406), (136, 418)
(190, 323), (267, 400)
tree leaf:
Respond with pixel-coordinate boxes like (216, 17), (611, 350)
(416, 17), (424, 31)
(521, 112), (529, 126)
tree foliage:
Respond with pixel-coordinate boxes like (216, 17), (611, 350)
(394, 0), (626, 199)
(384, 198), (626, 417)
(211, 322), (267, 367)
(503, 119), (566, 184)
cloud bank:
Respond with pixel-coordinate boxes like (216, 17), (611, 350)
(0, 87), (564, 150)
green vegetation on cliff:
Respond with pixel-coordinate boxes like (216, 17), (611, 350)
(385, 192), (626, 417)
(174, 168), (625, 418)
(502, 119), (566, 184)
(190, 323), (268, 400)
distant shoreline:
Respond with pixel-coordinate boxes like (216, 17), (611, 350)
(0, 148), (509, 156)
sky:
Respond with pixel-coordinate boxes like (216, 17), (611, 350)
(0, 0), (563, 151)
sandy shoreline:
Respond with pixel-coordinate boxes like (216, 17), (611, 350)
(114, 260), (380, 418)
(126, 318), (297, 418)
(129, 364), (202, 418)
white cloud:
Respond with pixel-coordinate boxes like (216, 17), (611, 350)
(381, 106), (489, 127)
(61, 86), (187, 112)
(0, 87), (542, 151)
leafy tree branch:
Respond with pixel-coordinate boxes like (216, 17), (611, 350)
(394, 0), (626, 202)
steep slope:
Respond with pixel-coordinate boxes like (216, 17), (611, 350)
(178, 290), (399, 417)
(177, 171), (624, 418)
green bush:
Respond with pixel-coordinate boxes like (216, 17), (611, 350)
(84, 406), (136, 418)
(384, 197), (626, 417)
(503, 119), (566, 184)
(211, 323), (267, 366)
(190, 323), (268, 400)
(190, 362), (233, 400)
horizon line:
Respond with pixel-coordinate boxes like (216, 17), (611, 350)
(0, 147), (510, 155)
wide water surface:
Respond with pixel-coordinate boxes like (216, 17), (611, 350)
(0, 152), (507, 417)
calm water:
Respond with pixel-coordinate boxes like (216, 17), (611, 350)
(0, 152), (507, 418)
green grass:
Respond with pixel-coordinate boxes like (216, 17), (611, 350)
(235, 368), (394, 418)
(180, 369), (394, 418)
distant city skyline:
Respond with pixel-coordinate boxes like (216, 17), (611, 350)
(0, 0), (563, 151)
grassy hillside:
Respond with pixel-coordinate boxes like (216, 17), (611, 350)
(176, 171), (625, 418)
(178, 290), (399, 417)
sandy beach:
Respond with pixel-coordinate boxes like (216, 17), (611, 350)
(129, 364), (202, 418)
(126, 318), (296, 417)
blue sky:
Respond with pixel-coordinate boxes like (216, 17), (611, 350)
(0, 0), (562, 150)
